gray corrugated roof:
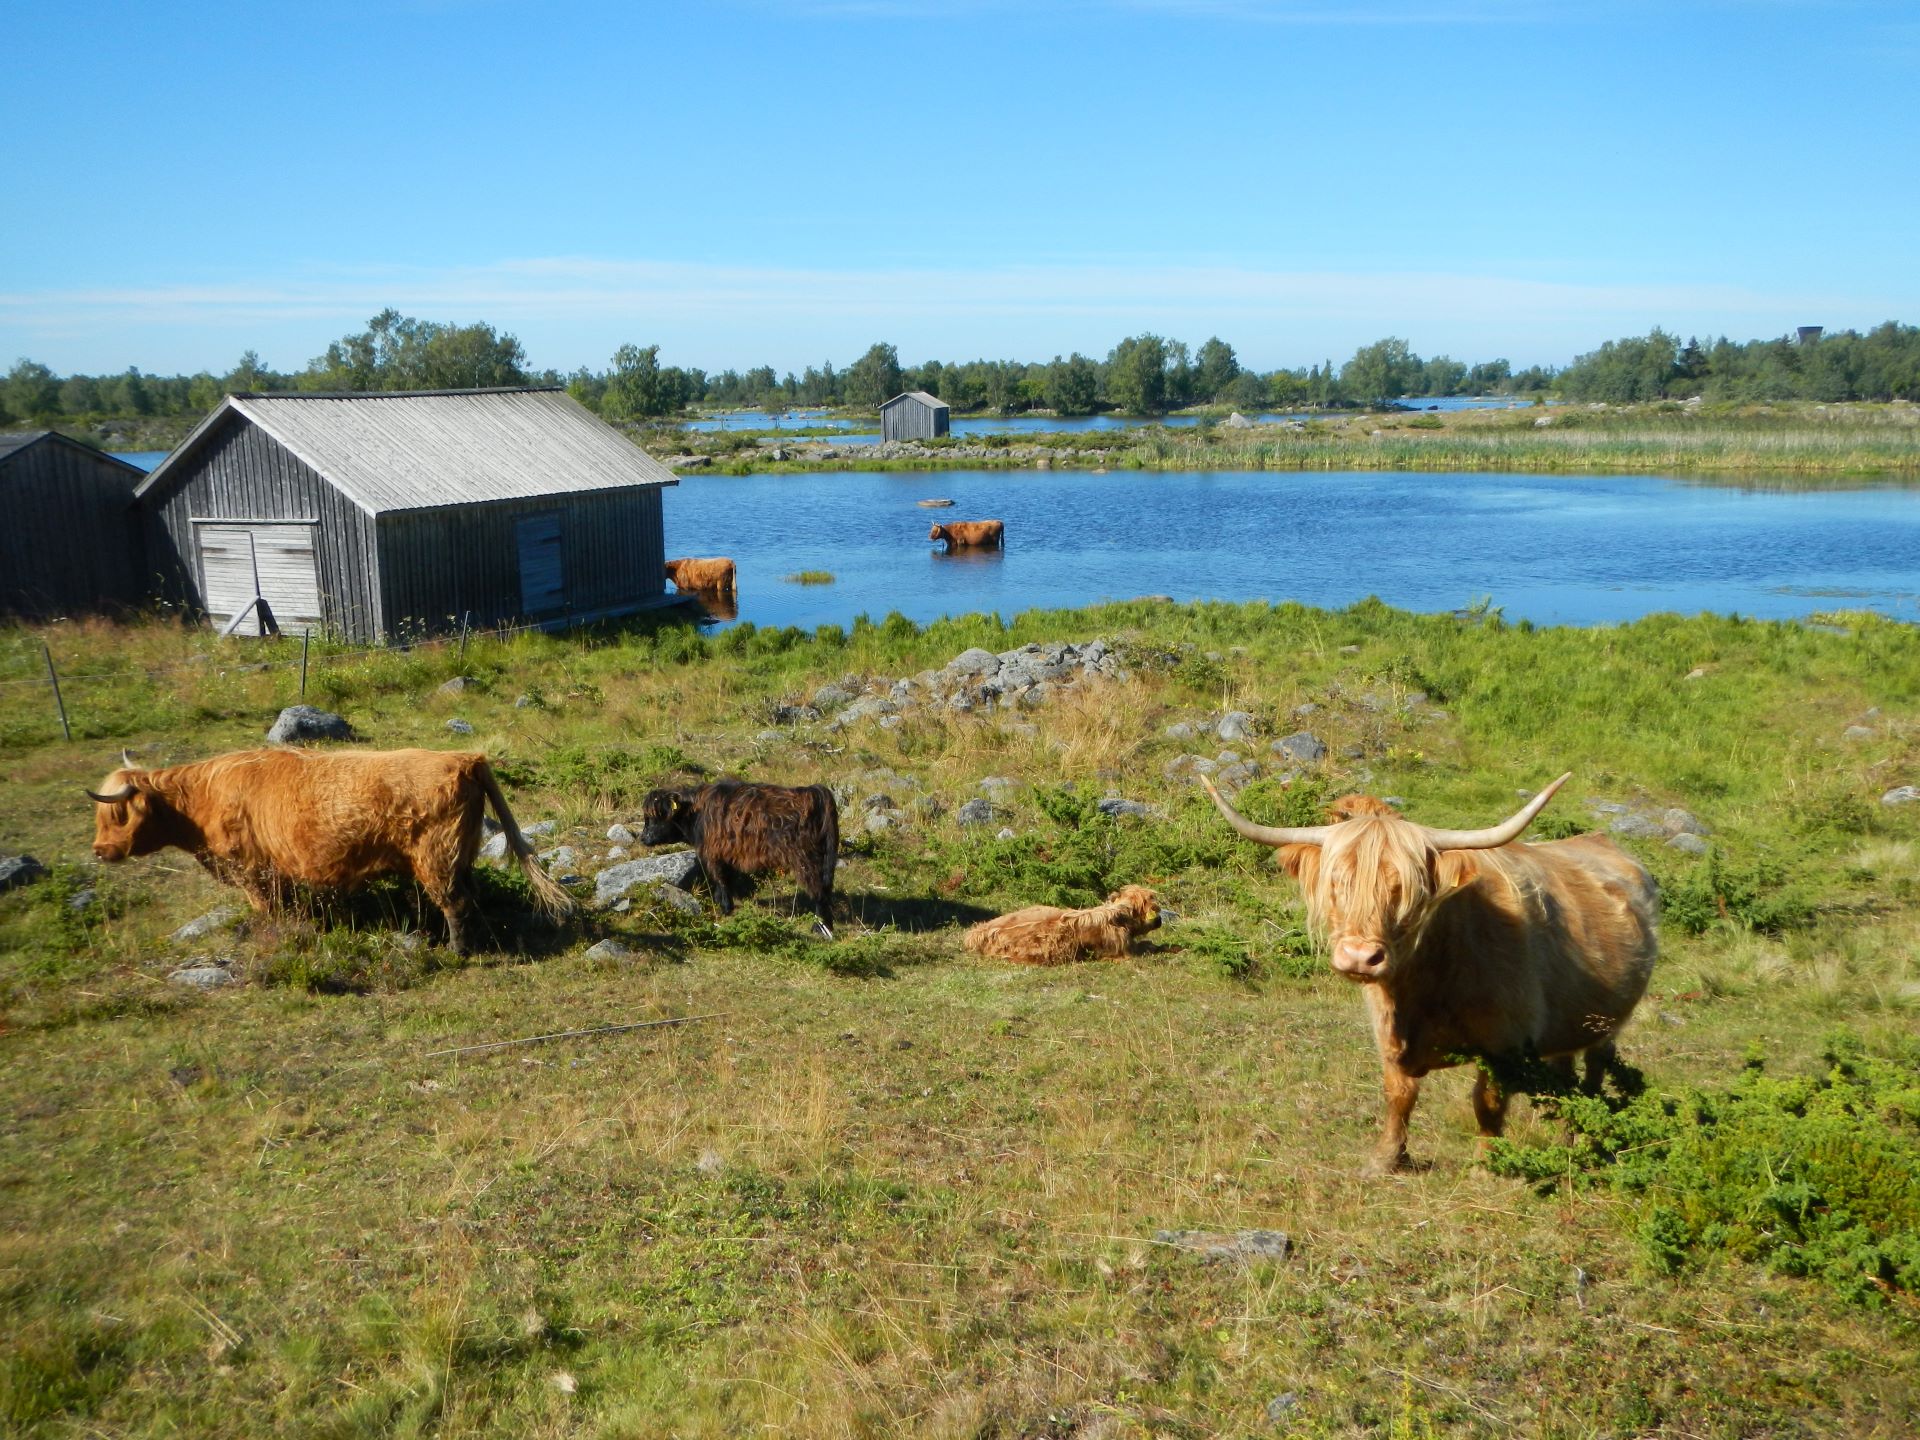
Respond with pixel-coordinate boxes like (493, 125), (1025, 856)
(881, 390), (950, 410)
(135, 388), (677, 515)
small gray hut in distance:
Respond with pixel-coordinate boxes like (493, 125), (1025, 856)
(880, 390), (951, 442)
(135, 388), (679, 643)
(0, 431), (147, 617)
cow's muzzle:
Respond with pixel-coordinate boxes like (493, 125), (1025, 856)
(92, 843), (129, 863)
(1331, 937), (1388, 980)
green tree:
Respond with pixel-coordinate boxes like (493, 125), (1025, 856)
(844, 343), (903, 410)
(1340, 338), (1418, 406)
(1106, 334), (1169, 414)
(6, 359), (60, 422)
(1045, 354), (1099, 415)
(1195, 337), (1240, 401)
(603, 343), (665, 419)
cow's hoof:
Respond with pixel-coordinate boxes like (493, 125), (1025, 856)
(1362, 1151), (1411, 1178)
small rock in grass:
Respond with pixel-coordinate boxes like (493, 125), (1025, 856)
(1667, 833), (1710, 856)
(1165, 721), (1197, 742)
(1154, 1228), (1291, 1263)
(172, 906), (241, 943)
(1882, 785), (1920, 807)
(168, 963), (234, 990)
(1217, 710), (1258, 743)
(523, 821), (557, 837)
(1266, 1394), (1300, 1424)
(266, 705), (352, 745)
(1272, 732), (1327, 765)
(68, 887), (97, 912)
(1661, 808), (1710, 836)
(1610, 813), (1665, 840)
(0, 855), (50, 893)
(996, 827), (1017, 841)
(437, 676), (475, 695)
(1097, 798), (1157, 819)
(657, 885), (704, 917)
(811, 684), (855, 711)
(583, 938), (639, 962)
(445, 718), (475, 735)
(480, 832), (509, 862)
(595, 851), (702, 905)
(955, 799), (996, 827)
(539, 845), (577, 868)
(607, 823), (635, 844)
(696, 1148), (725, 1175)
(1843, 725), (1875, 741)
(947, 647), (1001, 678)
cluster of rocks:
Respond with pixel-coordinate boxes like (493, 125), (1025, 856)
(1588, 800), (1713, 855)
(769, 639), (1130, 734)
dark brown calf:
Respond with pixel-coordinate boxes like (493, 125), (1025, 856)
(640, 781), (840, 935)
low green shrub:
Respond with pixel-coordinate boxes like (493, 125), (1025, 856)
(1487, 1033), (1920, 1306)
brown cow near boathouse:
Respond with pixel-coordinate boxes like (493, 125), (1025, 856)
(664, 557), (738, 595)
(1202, 772), (1658, 1174)
(86, 748), (574, 953)
(929, 520), (1004, 551)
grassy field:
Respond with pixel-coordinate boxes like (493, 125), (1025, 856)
(3, 601), (1919, 1437)
(663, 401), (1920, 479)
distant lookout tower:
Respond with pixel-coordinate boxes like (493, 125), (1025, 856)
(1796, 326), (1824, 346)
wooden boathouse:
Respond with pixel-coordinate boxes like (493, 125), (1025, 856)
(880, 390), (951, 442)
(0, 431), (147, 617)
(135, 388), (678, 642)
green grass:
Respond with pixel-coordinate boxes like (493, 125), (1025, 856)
(781, 570), (836, 585)
(4, 601), (1920, 1435)
(661, 400), (1920, 479)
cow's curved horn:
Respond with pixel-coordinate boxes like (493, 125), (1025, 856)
(1417, 772), (1572, 851)
(86, 784), (137, 804)
(1200, 774), (1333, 847)
(121, 749), (138, 769)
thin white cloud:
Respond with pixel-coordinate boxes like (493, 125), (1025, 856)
(0, 255), (1899, 373)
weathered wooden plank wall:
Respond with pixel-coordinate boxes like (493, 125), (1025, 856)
(142, 414), (381, 640)
(0, 440), (145, 616)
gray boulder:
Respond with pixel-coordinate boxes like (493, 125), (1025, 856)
(1661, 808), (1711, 837)
(657, 884), (704, 917)
(1271, 732), (1327, 765)
(978, 776), (1018, 798)
(1217, 710), (1258, 743)
(1153, 1228), (1291, 1263)
(1216, 761), (1260, 792)
(1165, 721), (1198, 742)
(266, 705), (352, 745)
(947, 647), (1001, 678)
(172, 906), (241, 943)
(584, 938), (640, 962)
(955, 798), (997, 827)
(437, 676), (475, 695)
(445, 718), (475, 735)
(1223, 411), (1254, 429)
(1610, 813), (1666, 840)
(1843, 724), (1875, 741)
(1882, 785), (1920, 807)
(1097, 798), (1157, 819)
(771, 703), (822, 725)
(1666, 833), (1711, 856)
(539, 845), (578, 869)
(0, 854), (49, 893)
(811, 684), (855, 711)
(607, 823), (635, 843)
(594, 850), (702, 906)
(479, 832), (509, 863)
(168, 963), (235, 990)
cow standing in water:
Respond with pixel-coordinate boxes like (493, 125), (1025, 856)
(1202, 772), (1658, 1174)
(664, 557), (738, 596)
(929, 520), (1004, 551)
(640, 781), (839, 936)
(87, 748), (574, 953)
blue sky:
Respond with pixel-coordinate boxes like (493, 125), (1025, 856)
(5, 0), (1916, 377)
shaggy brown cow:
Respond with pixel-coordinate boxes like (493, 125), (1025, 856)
(640, 781), (839, 935)
(664, 557), (738, 595)
(963, 885), (1161, 966)
(1203, 772), (1657, 1174)
(86, 748), (574, 953)
(928, 520), (1005, 551)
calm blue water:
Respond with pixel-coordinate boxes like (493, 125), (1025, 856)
(682, 396), (1527, 443)
(663, 469), (1920, 630)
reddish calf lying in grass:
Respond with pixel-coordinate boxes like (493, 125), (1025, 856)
(963, 885), (1162, 965)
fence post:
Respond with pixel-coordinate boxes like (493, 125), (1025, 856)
(300, 629), (311, 699)
(42, 643), (71, 742)
(457, 611), (471, 669)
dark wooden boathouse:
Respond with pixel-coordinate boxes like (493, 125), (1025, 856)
(135, 388), (679, 642)
(880, 390), (951, 442)
(0, 431), (147, 617)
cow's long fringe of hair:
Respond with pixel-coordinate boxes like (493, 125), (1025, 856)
(478, 764), (576, 919)
(1296, 817), (1440, 940)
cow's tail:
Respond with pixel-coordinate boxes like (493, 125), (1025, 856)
(477, 762), (577, 920)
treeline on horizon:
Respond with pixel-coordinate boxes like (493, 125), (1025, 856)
(5, 308), (1919, 432)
